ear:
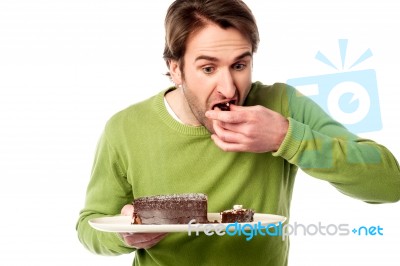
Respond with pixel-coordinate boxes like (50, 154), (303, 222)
(168, 59), (182, 85)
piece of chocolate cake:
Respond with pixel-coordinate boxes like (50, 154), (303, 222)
(132, 193), (208, 224)
(221, 205), (254, 223)
(218, 102), (231, 111)
(213, 100), (235, 111)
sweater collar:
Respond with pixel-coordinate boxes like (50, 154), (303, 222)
(155, 87), (211, 136)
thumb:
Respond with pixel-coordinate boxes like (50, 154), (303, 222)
(229, 104), (245, 111)
(121, 204), (134, 216)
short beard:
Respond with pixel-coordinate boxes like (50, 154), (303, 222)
(181, 84), (215, 133)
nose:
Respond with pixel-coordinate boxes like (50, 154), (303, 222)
(217, 69), (236, 99)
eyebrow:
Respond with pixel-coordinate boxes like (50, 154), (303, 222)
(194, 51), (252, 62)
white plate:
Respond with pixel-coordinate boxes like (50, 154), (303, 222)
(89, 213), (286, 233)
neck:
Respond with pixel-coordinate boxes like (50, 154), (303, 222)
(165, 87), (200, 126)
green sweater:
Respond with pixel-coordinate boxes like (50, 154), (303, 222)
(77, 82), (400, 265)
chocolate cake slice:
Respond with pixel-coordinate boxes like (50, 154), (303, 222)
(221, 205), (254, 223)
(213, 100), (235, 111)
(132, 193), (208, 224)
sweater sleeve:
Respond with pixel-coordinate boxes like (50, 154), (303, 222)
(273, 84), (400, 203)
(76, 128), (135, 255)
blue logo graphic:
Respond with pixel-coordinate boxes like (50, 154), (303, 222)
(287, 39), (382, 133)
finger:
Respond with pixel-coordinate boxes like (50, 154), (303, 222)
(212, 120), (244, 143)
(122, 232), (168, 249)
(228, 104), (245, 111)
(137, 233), (168, 249)
(206, 107), (246, 124)
(216, 119), (244, 134)
(122, 232), (167, 243)
(210, 134), (248, 152)
(121, 204), (134, 216)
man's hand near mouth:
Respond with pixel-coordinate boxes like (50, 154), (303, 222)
(205, 104), (289, 153)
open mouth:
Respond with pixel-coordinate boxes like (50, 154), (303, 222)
(212, 100), (236, 111)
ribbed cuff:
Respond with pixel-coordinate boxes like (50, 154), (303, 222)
(272, 117), (305, 161)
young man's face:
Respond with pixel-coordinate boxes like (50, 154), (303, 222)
(172, 23), (253, 133)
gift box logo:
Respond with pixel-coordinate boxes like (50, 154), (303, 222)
(287, 39), (382, 133)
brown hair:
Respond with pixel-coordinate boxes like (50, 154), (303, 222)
(163, 0), (259, 76)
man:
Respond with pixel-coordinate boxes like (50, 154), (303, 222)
(76, 0), (400, 265)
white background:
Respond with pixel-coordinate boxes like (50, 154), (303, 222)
(0, 0), (399, 265)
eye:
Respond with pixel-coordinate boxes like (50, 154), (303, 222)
(202, 66), (215, 74)
(233, 63), (246, 71)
